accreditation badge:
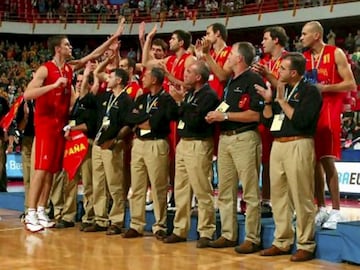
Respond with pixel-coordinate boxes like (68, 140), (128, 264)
(102, 116), (110, 128)
(270, 114), (284, 131)
(177, 120), (185, 130)
(216, 101), (230, 113)
(68, 120), (76, 127)
(140, 129), (151, 136)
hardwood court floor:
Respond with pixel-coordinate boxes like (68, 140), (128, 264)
(0, 209), (359, 270)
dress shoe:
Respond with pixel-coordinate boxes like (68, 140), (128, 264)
(79, 222), (92, 231)
(106, 225), (122, 235)
(154, 230), (167, 241)
(208, 236), (237, 248)
(122, 228), (143, 238)
(234, 240), (261, 254)
(196, 237), (211, 248)
(55, 219), (75, 229)
(163, 233), (186, 244)
(260, 245), (291, 256)
(82, 223), (107, 232)
(290, 249), (314, 262)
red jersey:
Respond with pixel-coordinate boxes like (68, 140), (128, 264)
(259, 50), (288, 80)
(209, 46), (231, 98)
(164, 52), (191, 91)
(35, 61), (72, 133)
(126, 80), (143, 100)
(98, 68), (112, 94)
(304, 45), (346, 99)
(304, 45), (345, 159)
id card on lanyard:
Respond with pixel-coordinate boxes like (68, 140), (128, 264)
(270, 82), (299, 131)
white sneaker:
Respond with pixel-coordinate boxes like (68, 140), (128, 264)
(37, 211), (55, 228)
(315, 207), (329, 227)
(322, 210), (345, 230)
(25, 214), (44, 232)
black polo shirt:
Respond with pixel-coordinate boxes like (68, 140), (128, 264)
(95, 91), (134, 145)
(220, 69), (265, 131)
(70, 94), (98, 139)
(261, 79), (322, 137)
(15, 100), (34, 137)
(177, 83), (219, 139)
(127, 90), (178, 139)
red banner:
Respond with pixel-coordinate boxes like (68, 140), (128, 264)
(0, 95), (24, 131)
(63, 130), (88, 181)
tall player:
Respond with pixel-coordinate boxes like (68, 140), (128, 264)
(23, 23), (125, 232)
(252, 26), (288, 214)
(301, 21), (356, 229)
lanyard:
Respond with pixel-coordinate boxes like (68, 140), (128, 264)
(186, 91), (196, 103)
(284, 81), (300, 102)
(223, 79), (232, 102)
(146, 91), (163, 113)
(212, 46), (227, 63)
(311, 46), (325, 70)
(106, 90), (124, 115)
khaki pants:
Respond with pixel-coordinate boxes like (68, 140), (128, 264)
(51, 171), (65, 220)
(270, 139), (316, 252)
(217, 130), (261, 244)
(173, 138), (215, 239)
(129, 138), (169, 234)
(21, 136), (34, 211)
(92, 142), (125, 227)
(80, 141), (94, 224)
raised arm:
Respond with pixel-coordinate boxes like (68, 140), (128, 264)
(72, 18), (126, 71)
(142, 24), (158, 67)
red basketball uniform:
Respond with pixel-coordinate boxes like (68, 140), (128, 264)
(258, 51), (287, 163)
(304, 45), (346, 160)
(209, 46), (231, 99)
(34, 61), (72, 173)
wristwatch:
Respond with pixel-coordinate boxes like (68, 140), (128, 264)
(223, 112), (229, 121)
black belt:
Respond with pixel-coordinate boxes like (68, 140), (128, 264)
(136, 136), (166, 141)
(181, 137), (211, 141)
(221, 126), (256, 136)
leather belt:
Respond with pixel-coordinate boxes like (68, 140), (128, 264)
(274, 136), (312, 143)
(181, 137), (210, 141)
(137, 137), (165, 141)
(221, 127), (255, 136)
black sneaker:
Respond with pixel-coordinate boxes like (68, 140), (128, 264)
(261, 202), (273, 217)
(55, 219), (75, 229)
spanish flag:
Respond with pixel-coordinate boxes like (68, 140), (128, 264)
(0, 95), (24, 132)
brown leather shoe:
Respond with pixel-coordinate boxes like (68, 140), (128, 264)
(260, 245), (291, 256)
(290, 249), (314, 262)
(163, 233), (186, 244)
(196, 237), (211, 248)
(122, 228), (143, 238)
(208, 236), (237, 248)
(79, 222), (92, 231)
(234, 240), (261, 254)
(154, 230), (167, 241)
(106, 225), (122, 235)
(82, 223), (107, 232)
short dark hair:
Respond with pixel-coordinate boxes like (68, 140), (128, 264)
(48, 35), (67, 55)
(150, 67), (165, 85)
(193, 60), (210, 83)
(113, 68), (129, 87)
(264, 26), (289, 47)
(282, 52), (306, 76)
(208, 23), (228, 41)
(173, 30), (192, 50)
(126, 56), (136, 71)
(236, 42), (256, 66)
(152, 38), (168, 52)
